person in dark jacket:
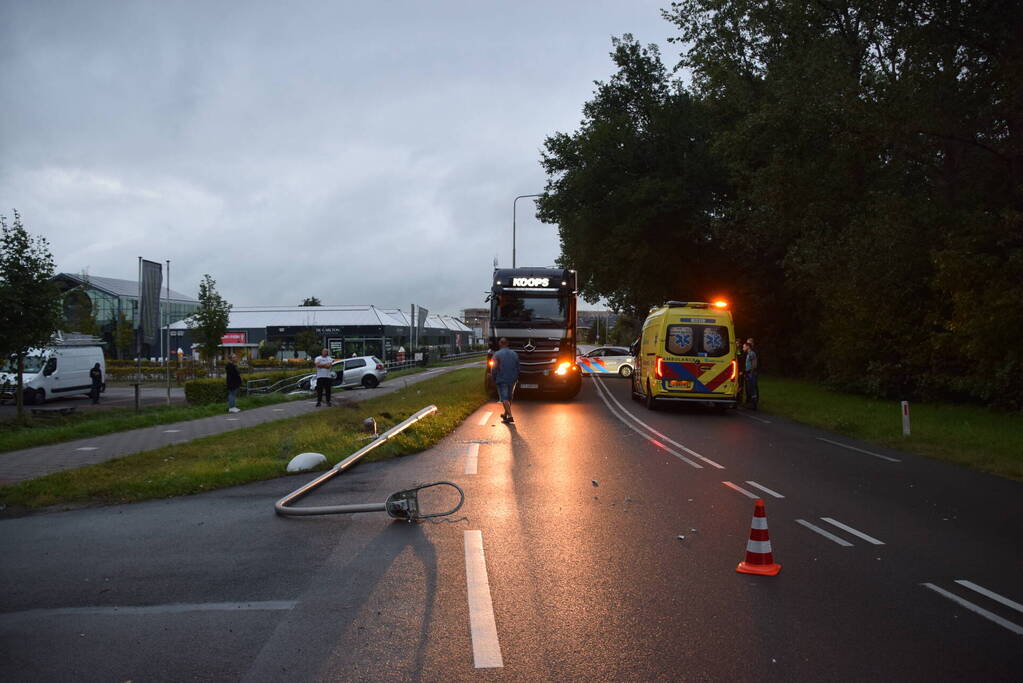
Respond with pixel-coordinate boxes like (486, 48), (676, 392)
(89, 363), (103, 404)
(225, 355), (242, 413)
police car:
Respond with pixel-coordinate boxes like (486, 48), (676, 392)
(576, 346), (635, 377)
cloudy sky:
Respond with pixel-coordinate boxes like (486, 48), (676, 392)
(1, 1), (679, 314)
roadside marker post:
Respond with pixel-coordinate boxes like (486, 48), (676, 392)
(901, 401), (911, 436)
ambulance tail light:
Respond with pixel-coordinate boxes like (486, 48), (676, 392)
(729, 359), (737, 380)
(487, 358), (495, 368)
(655, 356), (664, 379)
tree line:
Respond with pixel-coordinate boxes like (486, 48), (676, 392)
(537, 1), (1022, 408)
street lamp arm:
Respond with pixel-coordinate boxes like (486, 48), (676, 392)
(512, 193), (544, 268)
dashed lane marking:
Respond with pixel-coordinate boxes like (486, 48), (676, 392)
(75, 447), (98, 451)
(592, 376), (723, 469)
(225, 418), (240, 421)
(922, 582), (1023, 636)
(956, 580), (1023, 615)
(722, 481), (759, 499)
(817, 437), (901, 462)
(465, 443), (480, 475)
(737, 412), (772, 424)
(477, 411), (493, 426)
(163, 429), (181, 433)
(746, 481), (785, 498)
(820, 517), (884, 545)
(464, 530), (504, 668)
(795, 518), (854, 546)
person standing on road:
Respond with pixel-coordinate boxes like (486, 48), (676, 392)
(89, 363), (102, 404)
(743, 341), (759, 409)
(491, 337), (520, 424)
(315, 348), (334, 407)
(225, 355), (242, 413)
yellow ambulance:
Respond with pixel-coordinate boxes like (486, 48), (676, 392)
(631, 300), (738, 410)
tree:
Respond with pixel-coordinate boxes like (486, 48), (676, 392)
(537, 35), (726, 318)
(300, 296), (322, 306)
(0, 210), (63, 419)
(186, 275), (232, 366)
(114, 312), (134, 360)
(294, 329), (321, 358)
(63, 270), (99, 335)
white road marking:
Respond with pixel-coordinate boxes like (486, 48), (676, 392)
(477, 411), (493, 426)
(746, 481), (785, 498)
(0, 601), (297, 622)
(75, 447), (98, 451)
(465, 443), (480, 475)
(795, 518), (854, 546)
(722, 481), (759, 499)
(592, 376), (722, 468)
(737, 412), (772, 424)
(225, 418), (240, 421)
(273, 408), (285, 412)
(922, 583), (1023, 636)
(464, 530), (503, 668)
(820, 517), (884, 545)
(955, 580), (1023, 614)
(591, 380), (701, 468)
(163, 429), (181, 433)
(817, 437), (901, 462)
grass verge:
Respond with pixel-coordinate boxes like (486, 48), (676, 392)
(760, 376), (1023, 481)
(0, 393), (297, 454)
(0, 368), (486, 510)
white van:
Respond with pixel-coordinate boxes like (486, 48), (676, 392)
(0, 346), (106, 405)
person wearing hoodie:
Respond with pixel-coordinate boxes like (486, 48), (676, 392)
(89, 363), (102, 404)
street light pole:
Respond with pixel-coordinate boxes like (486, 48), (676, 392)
(513, 194), (543, 268)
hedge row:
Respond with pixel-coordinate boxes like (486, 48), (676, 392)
(183, 369), (312, 405)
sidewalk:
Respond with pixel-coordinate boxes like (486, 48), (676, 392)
(0, 364), (480, 485)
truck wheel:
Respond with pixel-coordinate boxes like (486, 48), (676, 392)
(644, 381), (657, 411)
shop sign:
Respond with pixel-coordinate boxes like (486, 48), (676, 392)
(221, 332), (247, 344)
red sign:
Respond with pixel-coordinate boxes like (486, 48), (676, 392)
(221, 332), (247, 344)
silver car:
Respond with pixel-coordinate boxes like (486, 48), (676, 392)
(577, 346), (634, 377)
(298, 356), (388, 391)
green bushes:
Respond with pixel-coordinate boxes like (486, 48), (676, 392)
(183, 369), (311, 405)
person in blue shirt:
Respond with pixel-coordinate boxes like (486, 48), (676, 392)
(491, 337), (520, 423)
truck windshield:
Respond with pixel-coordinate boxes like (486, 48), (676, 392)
(494, 295), (567, 323)
(2, 354), (46, 373)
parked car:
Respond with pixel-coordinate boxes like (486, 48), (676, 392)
(297, 356), (388, 391)
(576, 346), (634, 377)
(0, 345), (106, 404)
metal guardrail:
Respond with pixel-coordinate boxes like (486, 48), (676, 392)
(438, 350), (488, 362)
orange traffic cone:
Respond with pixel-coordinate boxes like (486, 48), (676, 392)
(736, 499), (781, 576)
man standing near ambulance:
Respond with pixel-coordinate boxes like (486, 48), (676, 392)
(492, 337), (520, 424)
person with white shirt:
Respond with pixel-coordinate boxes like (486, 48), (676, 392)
(314, 348), (335, 407)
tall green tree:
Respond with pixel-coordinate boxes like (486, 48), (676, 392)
(0, 210), (63, 418)
(114, 312), (134, 360)
(537, 35), (726, 318)
(186, 275), (232, 366)
(300, 296), (322, 306)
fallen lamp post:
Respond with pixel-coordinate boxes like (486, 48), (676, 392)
(275, 404), (465, 521)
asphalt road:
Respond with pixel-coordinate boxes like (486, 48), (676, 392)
(0, 385), (186, 418)
(1, 376), (1020, 681)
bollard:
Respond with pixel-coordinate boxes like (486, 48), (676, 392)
(901, 400), (910, 436)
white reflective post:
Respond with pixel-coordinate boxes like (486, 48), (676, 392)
(901, 400), (910, 436)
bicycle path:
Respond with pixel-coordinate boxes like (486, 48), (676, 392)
(0, 364), (479, 486)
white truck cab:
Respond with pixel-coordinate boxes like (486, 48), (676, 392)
(1, 345), (106, 405)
